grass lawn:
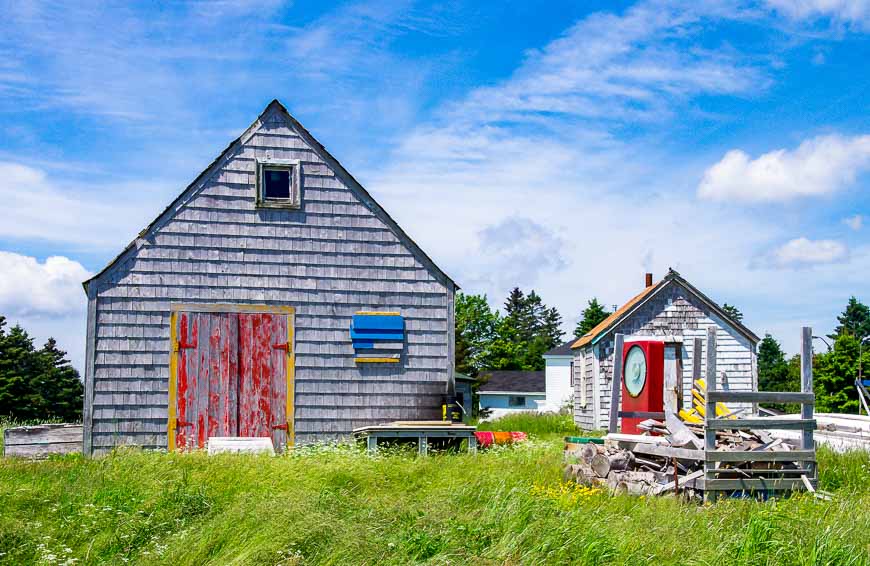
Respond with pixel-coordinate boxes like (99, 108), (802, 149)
(1, 414), (869, 565)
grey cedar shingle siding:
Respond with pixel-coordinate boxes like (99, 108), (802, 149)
(479, 371), (545, 393)
(83, 101), (455, 454)
(572, 279), (758, 430)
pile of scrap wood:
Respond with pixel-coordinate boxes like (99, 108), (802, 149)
(564, 413), (821, 499)
(563, 439), (693, 496)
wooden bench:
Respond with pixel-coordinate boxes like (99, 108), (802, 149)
(353, 423), (477, 455)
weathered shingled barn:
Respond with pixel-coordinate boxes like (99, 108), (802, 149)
(82, 100), (456, 455)
(571, 270), (760, 431)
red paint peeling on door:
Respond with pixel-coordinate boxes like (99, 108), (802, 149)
(174, 310), (290, 452)
(176, 313), (189, 449)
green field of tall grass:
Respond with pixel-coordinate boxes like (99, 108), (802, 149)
(1, 414), (869, 565)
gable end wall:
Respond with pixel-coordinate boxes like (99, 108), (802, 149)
(573, 282), (756, 431)
(85, 108), (452, 453)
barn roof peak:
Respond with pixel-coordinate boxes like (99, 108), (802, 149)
(83, 99), (457, 293)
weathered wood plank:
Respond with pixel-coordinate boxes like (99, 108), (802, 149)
(800, 327), (815, 459)
(609, 334), (625, 434)
(706, 450), (816, 462)
(707, 391), (814, 404)
(4, 424), (83, 458)
(628, 443), (704, 461)
(703, 478), (810, 490)
(706, 418), (816, 430)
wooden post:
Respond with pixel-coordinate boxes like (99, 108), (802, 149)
(367, 435), (378, 455)
(609, 334), (625, 434)
(800, 327), (816, 484)
(704, 327), (718, 502)
(419, 435), (428, 456)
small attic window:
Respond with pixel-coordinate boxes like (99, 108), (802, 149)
(256, 159), (301, 208)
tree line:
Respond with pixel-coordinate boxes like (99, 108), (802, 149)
(456, 290), (611, 376)
(759, 297), (870, 413)
(0, 316), (83, 422)
(458, 289), (869, 416)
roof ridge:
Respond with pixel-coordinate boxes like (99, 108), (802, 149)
(570, 270), (760, 349)
(83, 99), (456, 293)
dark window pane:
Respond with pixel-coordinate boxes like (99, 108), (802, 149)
(509, 396), (526, 407)
(264, 168), (291, 199)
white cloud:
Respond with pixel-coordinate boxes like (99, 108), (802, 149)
(844, 214), (864, 230)
(769, 237), (848, 267)
(465, 217), (569, 295)
(766, 0), (870, 29)
(444, 2), (763, 128)
(0, 161), (170, 248)
(698, 134), (870, 202)
(0, 251), (90, 317)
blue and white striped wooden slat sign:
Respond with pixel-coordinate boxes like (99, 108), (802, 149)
(351, 312), (404, 363)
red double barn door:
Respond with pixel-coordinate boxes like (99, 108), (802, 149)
(173, 310), (291, 452)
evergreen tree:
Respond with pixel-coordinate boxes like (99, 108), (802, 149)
(815, 333), (867, 413)
(721, 303), (744, 324)
(829, 297), (870, 340)
(503, 288), (527, 321)
(758, 334), (790, 391)
(454, 293), (498, 377)
(485, 318), (526, 371)
(480, 288), (566, 371)
(0, 322), (41, 420)
(37, 338), (84, 421)
(504, 288), (538, 343)
(757, 334), (801, 412)
(540, 306), (565, 351)
(574, 298), (609, 338)
(0, 317), (83, 421)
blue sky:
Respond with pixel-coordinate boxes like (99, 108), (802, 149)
(2, 0), (870, 370)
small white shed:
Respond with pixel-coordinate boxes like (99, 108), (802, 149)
(540, 341), (575, 412)
(571, 269), (760, 431)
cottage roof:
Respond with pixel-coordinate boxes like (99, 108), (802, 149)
(82, 99), (456, 293)
(543, 340), (576, 357)
(478, 370), (544, 393)
(571, 269), (759, 349)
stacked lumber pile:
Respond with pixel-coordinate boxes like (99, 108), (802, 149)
(563, 413), (818, 499)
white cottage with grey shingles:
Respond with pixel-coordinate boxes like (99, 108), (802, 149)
(571, 270), (759, 431)
(82, 100), (456, 455)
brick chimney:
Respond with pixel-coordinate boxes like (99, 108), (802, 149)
(645, 273), (653, 288)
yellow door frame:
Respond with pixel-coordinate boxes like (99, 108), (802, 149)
(168, 304), (296, 451)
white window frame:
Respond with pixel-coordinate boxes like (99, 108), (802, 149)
(256, 158), (301, 209)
